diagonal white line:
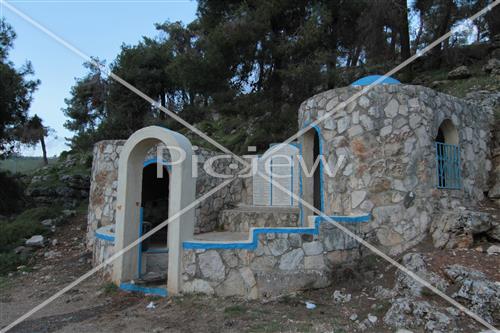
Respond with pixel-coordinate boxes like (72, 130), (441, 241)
(263, 0), (500, 158)
(2, 0), (499, 331)
(0, 177), (237, 333)
(254, 169), (499, 331)
(0, 0), (248, 167)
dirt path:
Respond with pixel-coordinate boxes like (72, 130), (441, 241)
(1, 212), (497, 332)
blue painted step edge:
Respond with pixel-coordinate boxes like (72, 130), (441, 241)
(119, 282), (168, 297)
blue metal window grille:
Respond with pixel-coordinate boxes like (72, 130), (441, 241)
(435, 142), (461, 189)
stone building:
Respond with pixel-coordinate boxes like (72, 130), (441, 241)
(298, 80), (491, 255)
(87, 77), (492, 298)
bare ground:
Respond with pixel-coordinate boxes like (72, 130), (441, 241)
(0, 212), (498, 333)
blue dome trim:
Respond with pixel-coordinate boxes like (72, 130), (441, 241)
(351, 75), (401, 86)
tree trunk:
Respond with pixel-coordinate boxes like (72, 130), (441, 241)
(40, 134), (48, 165)
(399, 0), (411, 61)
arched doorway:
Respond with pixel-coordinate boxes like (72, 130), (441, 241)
(435, 119), (460, 189)
(139, 162), (169, 281)
(113, 126), (195, 294)
(301, 125), (323, 223)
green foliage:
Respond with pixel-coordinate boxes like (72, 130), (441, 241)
(27, 152), (92, 195)
(224, 304), (247, 317)
(62, 1), (493, 152)
(0, 252), (26, 275)
(0, 171), (26, 215)
(0, 19), (40, 158)
(0, 156), (56, 174)
(102, 282), (119, 294)
(0, 207), (61, 252)
(438, 74), (499, 97)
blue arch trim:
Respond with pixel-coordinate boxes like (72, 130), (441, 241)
(183, 214), (370, 250)
(143, 158), (172, 172)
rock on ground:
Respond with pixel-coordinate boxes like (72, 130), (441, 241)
(25, 235), (45, 247)
(486, 245), (500, 255)
(394, 253), (448, 297)
(448, 65), (471, 80)
(384, 297), (454, 332)
(430, 210), (498, 249)
(444, 265), (500, 324)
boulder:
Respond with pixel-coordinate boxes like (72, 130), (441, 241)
(447, 65), (471, 80)
(373, 285), (397, 299)
(444, 265), (500, 324)
(430, 210), (494, 249)
(384, 297), (454, 332)
(14, 246), (33, 257)
(486, 245), (500, 255)
(482, 58), (500, 73)
(40, 219), (54, 227)
(394, 253), (448, 297)
(25, 235), (45, 247)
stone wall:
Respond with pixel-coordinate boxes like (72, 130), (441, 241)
(218, 206), (300, 232)
(181, 222), (364, 298)
(92, 227), (115, 277)
(299, 84), (492, 255)
(86, 140), (250, 249)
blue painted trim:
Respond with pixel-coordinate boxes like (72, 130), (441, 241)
(95, 231), (115, 243)
(303, 123), (325, 213)
(119, 283), (168, 297)
(435, 142), (461, 190)
(183, 214), (371, 250)
(143, 158), (172, 172)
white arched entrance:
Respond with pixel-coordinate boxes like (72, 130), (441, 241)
(112, 126), (195, 294)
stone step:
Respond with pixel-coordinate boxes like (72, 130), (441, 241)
(218, 205), (300, 232)
(119, 282), (168, 297)
(142, 250), (168, 274)
(136, 271), (167, 285)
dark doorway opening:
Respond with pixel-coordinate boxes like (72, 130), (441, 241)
(435, 127), (446, 187)
(141, 163), (169, 248)
(313, 130), (321, 213)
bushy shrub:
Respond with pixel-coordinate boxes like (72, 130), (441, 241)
(0, 207), (60, 252)
(0, 171), (25, 215)
(0, 252), (26, 275)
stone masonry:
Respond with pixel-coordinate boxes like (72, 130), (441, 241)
(86, 141), (251, 249)
(299, 84), (492, 255)
(181, 222), (364, 298)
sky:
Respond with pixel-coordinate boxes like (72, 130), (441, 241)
(1, 0), (198, 157)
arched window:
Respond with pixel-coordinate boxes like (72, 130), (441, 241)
(435, 120), (461, 189)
